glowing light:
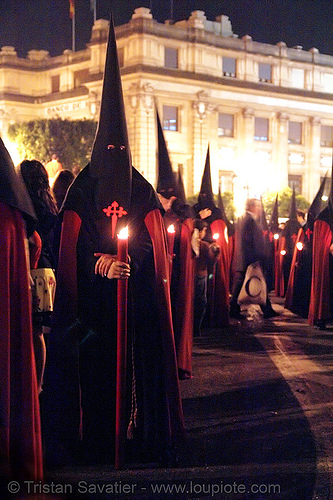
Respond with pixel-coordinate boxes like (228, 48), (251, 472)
(213, 233), (219, 240)
(280, 250), (286, 256)
(167, 224), (175, 234)
(224, 226), (229, 243)
(274, 233), (279, 240)
(322, 195), (328, 202)
(296, 242), (303, 251)
(118, 226), (129, 239)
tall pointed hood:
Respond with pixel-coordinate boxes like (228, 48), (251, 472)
(176, 166), (186, 206)
(0, 137), (36, 235)
(156, 107), (177, 198)
(328, 160), (333, 223)
(259, 197), (269, 232)
(217, 185), (228, 223)
(307, 174), (327, 230)
(316, 159), (333, 230)
(90, 13), (131, 232)
(268, 194), (279, 234)
(197, 145), (215, 210)
(289, 186), (298, 222)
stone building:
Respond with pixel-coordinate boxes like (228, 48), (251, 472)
(1, 7), (333, 213)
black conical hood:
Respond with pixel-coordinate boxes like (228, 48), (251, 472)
(217, 185), (228, 222)
(268, 194), (279, 234)
(328, 160), (333, 220)
(259, 197), (269, 231)
(90, 13), (131, 231)
(0, 137), (36, 234)
(307, 174), (327, 229)
(156, 107), (177, 198)
(198, 145), (215, 210)
(176, 166), (186, 205)
(289, 186), (297, 222)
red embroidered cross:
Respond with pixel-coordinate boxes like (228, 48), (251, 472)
(305, 227), (313, 240)
(103, 200), (128, 238)
(291, 233), (298, 244)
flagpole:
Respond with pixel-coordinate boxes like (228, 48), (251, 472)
(91, 0), (97, 23)
(69, 0), (75, 52)
(72, 14), (75, 52)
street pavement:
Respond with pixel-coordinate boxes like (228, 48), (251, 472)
(44, 296), (333, 499)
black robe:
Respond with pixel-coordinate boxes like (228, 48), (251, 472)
(43, 165), (184, 466)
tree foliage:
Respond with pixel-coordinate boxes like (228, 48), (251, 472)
(262, 187), (310, 219)
(7, 118), (97, 171)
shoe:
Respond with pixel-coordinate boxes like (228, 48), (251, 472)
(315, 320), (326, 330)
(263, 308), (279, 319)
(229, 310), (246, 320)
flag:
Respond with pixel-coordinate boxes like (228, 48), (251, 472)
(69, 0), (75, 19)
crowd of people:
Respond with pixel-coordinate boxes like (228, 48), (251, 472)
(1, 14), (333, 484)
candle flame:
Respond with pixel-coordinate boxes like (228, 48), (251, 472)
(296, 242), (303, 251)
(167, 224), (175, 234)
(118, 226), (129, 239)
(280, 249), (286, 256)
(274, 233), (279, 240)
(213, 233), (219, 240)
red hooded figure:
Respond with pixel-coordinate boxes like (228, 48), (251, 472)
(308, 167), (333, 329)
(155, 107), (195, 379)
(0, 138), (43, 483)
(43, 14), (184, 468)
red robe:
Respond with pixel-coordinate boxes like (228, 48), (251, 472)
(46, 203), (184, 463)
(210, 219), (230, 327)
(173, 218), (195, 379)
(0, 202), (43, 481)
(308, 219), (332, 325)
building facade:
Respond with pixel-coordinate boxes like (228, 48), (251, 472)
(1, 7), (333, 213)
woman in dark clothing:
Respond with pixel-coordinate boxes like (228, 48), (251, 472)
(20, 159), (58, 270)
(19, 159), (59, 391)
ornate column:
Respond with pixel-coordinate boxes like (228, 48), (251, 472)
(307, 116), (322, 201)
(192, 90), (215, 194)
(125, 82), (155, 183)
(274, 112), (289, 189)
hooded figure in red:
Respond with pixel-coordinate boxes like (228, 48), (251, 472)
(193, 146), (230, 327)
(268, 195), (282, 296)
(43, 15), (184, 467)
(285, 176), (327, 318)
(308, 168), (333, 329)
(0, 138), (43, 482)
(155, 108), (195, 380)
(278, 187), (300, 296)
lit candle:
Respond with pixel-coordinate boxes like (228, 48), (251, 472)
(167, 224), (176, 257)
(213, 232), (220, 241)
(115, 225), (128, 470)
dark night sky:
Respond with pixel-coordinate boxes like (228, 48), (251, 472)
(0, 0), (333, 58)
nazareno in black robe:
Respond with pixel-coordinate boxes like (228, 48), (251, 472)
(43, 165), (184, 465)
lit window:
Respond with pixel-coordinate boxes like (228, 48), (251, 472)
(118, 48), (124, 68)
(288, 175), (302, 195)
(288, 121), (302, 144)
(163, 105), (178, 131)
(74, 68), (89, 88)
(321, 125), (333, 147)
(259, 63), (272, 83)
(219, 170), (235, 192)
(291, 68), (304, 88)
(164, 47), (178, 69)
(51, 75), (60, 93)
(218, 113), (234, 137)
(254, 117), (269, 141)
(222, 57), (236, 77)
